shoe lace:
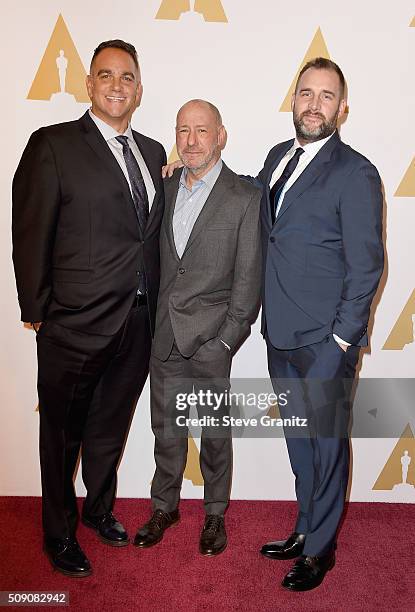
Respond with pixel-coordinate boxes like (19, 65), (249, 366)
(147, 509), (169, 531)
(100, 512), (116, 525)
(204, 515), (222, 535)
(59, 538), (81, 555)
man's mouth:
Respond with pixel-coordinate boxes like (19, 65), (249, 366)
(105, 96), (126, 102)
(302, 113), (324, 121)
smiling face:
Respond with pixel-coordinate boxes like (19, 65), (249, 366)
(86, 47), (142, 133)
(176, 100), (226, 181)
(291, 67), (346, 144)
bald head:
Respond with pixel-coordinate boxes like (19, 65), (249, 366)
(177, 99), (222, 127)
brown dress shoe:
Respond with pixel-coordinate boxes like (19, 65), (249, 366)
(133, 509), (179, 548)
(199, 515), (227, 556)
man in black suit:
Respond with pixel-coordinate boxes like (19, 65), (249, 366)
(12, 40), (166, 577)
(257, 58), (384, 590)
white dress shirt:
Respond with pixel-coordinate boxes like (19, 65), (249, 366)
(88, 110), (155, 209)
(271, 132), (334, 219)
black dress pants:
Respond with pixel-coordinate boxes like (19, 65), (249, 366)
(36, 303), (151, 539)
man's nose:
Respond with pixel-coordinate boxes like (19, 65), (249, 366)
(111, 76), (122, 90)
(308, 95), (321, 111)
(187, 130), (197, 146)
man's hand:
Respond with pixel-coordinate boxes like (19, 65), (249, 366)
(337, 342), (348, 352)
(30, 322), (43, 332)
(161, 160), (183, 178)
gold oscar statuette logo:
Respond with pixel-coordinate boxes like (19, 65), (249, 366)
(410, 16), (415, 26)
(266, 401), (281, 420)
(27, 14), (89, 103)
(156, 0), (227, 22)
(184, 435), (204, 486)
(168, 144), (180, 164)
(280, 27), (330, 112)
(394, 157), (415, 197)
(383, 289), (415, 350)
(373, 424), (415, 493)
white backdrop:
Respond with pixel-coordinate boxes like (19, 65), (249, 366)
(2, 0), (414, 504)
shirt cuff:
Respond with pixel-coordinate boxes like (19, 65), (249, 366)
(220, 339), (231, 351)
(333, 334), (351, 347)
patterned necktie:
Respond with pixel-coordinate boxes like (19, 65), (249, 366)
(269, 147), (304, 222)
(115, 135), (149, 234)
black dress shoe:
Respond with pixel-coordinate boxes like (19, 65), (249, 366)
(199, 515), (227, 556)
(282, 552), (335, 591)
(133, 509), (180, 548)
(82, 512), (129, 547)
(44, 536), (92, 577)
(260, 532), (306, 560)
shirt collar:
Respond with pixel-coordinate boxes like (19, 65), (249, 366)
(292, 130), (336, 158)
(179, 158), (223, 190)
(88, 109), (134, 143)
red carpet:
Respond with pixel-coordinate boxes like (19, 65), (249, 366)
(0, 498), (413, 611)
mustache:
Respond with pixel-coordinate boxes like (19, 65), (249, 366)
(300, 111), (326, 121)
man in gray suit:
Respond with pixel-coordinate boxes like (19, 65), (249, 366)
(134, 99), (261, 556)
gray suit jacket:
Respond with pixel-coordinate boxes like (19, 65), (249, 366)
(152, 162), (262, 360)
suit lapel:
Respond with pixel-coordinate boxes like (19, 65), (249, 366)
(275, 131), (340, 224)
(164, 172), (181, 261)
(79, 113), (139, 230)
(183, 163), (234, 255)
(265, 141), (293, 223)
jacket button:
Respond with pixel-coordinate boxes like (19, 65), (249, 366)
(270, 237), (275, 243)
(178, 268), (185, 274)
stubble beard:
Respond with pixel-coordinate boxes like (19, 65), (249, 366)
(180, 148), (219, 176)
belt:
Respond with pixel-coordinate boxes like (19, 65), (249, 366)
(132, 294), (147, 308)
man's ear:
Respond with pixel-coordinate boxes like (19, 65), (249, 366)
(290, 91), (296, 112)
(218, 125), (227, 150)
(135, 82), (143, 110)
(338, 98), (347, 120)
(86, 74), (93, 101)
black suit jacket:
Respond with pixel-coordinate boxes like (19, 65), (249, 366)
(255, 131), (384, 349)
(12, 111), (166, 335)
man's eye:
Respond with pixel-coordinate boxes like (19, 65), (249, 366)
(122, 76), (133, 82)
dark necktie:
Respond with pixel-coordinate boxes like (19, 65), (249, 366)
(115, 135), (149, 234)
(116, 135), (149, 295)
(269, 147), (304, 222)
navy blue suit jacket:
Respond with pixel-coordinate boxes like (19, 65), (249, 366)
(255, 131), (383, 349)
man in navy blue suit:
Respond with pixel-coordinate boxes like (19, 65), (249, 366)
(258, 58), (384, 591)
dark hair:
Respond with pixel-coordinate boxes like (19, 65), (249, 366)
(296, 57), (346, 97)
(90, 39), (139, 70)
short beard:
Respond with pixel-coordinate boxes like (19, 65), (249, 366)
(293, 110), (338, 143)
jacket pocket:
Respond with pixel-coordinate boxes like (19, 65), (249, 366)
(199, 290), (231, 306)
